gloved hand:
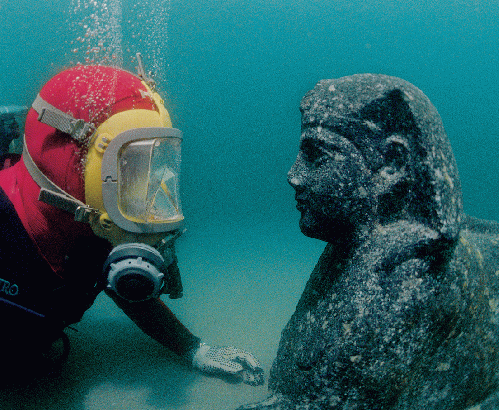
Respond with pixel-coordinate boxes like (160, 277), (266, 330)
(191, 343), (265, 386)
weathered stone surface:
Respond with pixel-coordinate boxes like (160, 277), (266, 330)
(239, 75), (499, 409)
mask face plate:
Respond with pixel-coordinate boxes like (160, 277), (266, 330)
(99, 127), (184, 234)
(118, 137), (182, 225)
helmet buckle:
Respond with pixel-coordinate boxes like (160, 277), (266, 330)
(74, 205), (98, 223)
(70, 119), (93, 143)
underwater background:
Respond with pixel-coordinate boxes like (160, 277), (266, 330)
(0, 0), (498, 408)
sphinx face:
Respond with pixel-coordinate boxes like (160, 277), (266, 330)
(287, 124), (374, 243)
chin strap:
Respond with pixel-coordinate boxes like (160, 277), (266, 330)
(22, 138), (98, 223)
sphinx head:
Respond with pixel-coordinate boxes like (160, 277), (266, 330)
(288, 74), (462, 244)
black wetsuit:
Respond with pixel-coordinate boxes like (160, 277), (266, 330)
(0, 187), (110, 355)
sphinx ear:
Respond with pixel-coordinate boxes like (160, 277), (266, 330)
(373, 135), (410, 197)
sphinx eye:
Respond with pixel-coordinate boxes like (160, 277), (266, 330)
(300, 140), (333, 167)
(300, 140), (317, 162)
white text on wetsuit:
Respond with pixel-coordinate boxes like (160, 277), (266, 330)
(0, 278), (19, 296)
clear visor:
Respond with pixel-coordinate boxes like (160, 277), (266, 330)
(117, 137), (182, 224)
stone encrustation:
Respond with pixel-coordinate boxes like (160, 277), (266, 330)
(238, 75), (499, 409)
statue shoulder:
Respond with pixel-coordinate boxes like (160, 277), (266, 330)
(456, 214), (499, 274)
(461, 214), (499, 236)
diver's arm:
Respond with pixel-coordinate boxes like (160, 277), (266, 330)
(106, 290), (201, 357)
(107, 289), (264, 385)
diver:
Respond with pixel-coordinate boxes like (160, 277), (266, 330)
(0, 60), (264, 385)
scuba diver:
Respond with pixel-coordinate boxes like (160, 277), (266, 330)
(0, 58), (264, 385)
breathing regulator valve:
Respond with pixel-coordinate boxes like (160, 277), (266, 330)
(103, 243), (174, 302)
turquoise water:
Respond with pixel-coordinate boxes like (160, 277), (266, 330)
(1, 0), (498, 408)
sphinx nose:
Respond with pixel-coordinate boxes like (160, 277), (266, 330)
(287, 164), (304, 192)
(288, 175), (301, 188)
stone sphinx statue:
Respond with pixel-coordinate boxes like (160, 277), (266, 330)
(240, 74), (499, 409)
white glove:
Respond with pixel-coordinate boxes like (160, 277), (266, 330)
(191, 343), (265, 386)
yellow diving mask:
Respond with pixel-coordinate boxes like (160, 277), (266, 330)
(99, 126), (183, 233)
(85, 92), (184, 234)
